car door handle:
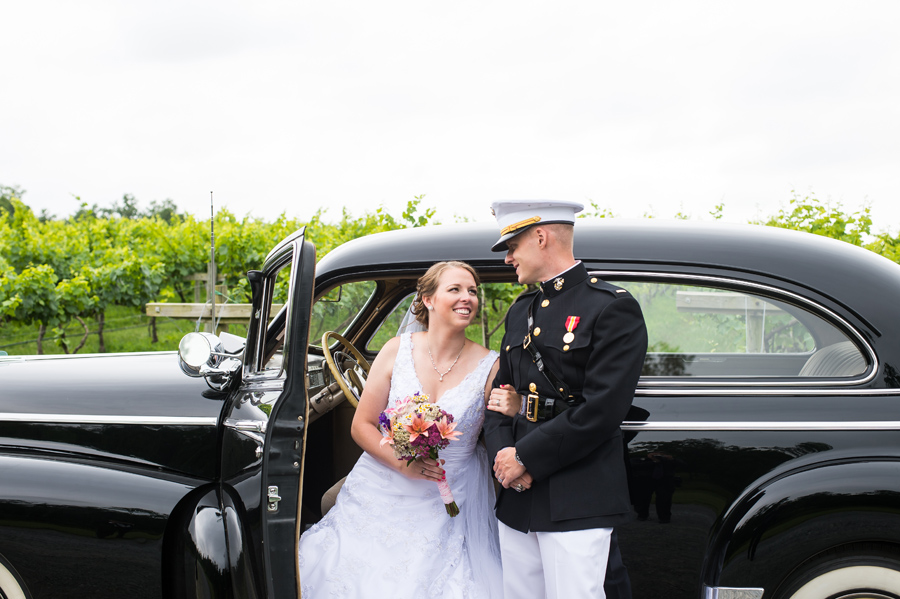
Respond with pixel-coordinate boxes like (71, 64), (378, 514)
(225, 419), (267, 457)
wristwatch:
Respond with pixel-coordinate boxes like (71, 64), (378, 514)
(514, 452), (525, 467)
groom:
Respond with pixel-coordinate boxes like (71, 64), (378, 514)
(484, 200), (647, 598)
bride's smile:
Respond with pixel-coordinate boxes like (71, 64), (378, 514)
(426, 269), (479, 330)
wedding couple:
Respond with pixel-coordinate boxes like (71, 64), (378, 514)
(298, 200), (648, 598)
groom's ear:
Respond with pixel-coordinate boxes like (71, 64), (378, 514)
(534, 226), (548, 249)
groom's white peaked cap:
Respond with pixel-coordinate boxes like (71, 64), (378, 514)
(490, 199), (584, 252)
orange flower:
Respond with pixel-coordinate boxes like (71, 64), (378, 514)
(435, 416), (462, 442)
(403, 412), (432, 442)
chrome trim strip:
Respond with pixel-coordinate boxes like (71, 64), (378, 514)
(592, 270), (878, 388)
(636, 387), (900, 396)
(623, 420), (900, 431)
(0, 351), (177, 362)
(0, 413), (218, 426)
(703, 586), (764, 599)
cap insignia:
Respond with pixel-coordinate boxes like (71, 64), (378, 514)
(500, 216), (541, 236)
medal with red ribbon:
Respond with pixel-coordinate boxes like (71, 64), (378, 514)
(563, 316), (580, 344)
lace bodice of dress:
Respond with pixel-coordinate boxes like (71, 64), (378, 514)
(388, 333), (498, 454)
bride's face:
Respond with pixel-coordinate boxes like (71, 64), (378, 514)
(425, 267), (479, 329)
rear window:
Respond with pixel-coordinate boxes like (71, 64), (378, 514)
(617, 281), (867, 379)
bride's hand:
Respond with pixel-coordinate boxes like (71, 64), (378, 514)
(487, 385), (521, 417)
(403, 456), (445, 482)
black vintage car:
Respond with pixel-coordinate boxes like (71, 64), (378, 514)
(3, 220), (900, 599)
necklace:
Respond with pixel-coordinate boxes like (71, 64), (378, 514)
(428, 337), (465, 382)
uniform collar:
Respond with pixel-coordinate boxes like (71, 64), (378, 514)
(539, 262), (586, 298)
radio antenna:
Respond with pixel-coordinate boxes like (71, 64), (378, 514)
(209, 191), (216, 334)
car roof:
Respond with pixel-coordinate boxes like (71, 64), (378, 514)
(318, 219), (894, 280)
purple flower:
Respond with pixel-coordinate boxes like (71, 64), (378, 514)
(378, 411), (391, 431)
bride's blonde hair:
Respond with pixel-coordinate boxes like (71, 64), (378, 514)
(411, 261), (480, 328)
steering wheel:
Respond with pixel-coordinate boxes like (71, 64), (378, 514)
(321, 331), (371, 408)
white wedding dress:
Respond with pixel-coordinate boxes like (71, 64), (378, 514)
(298, 334), (502, 598)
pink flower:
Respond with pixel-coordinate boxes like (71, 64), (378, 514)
(435, 416), (462, 442)
(379, 424), (395, 447)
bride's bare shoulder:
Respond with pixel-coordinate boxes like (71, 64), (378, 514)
(467, 340), (496, 361)
(371, 335), (402, 367)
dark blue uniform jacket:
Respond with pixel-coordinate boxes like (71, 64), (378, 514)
(484, 262), (648, 533)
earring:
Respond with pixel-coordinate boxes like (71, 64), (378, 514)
(427, 305), (434, 311)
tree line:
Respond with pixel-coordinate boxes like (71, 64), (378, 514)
(1, 184), (896, 355)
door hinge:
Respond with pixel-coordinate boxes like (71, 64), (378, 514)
(267, 486), (282, 512)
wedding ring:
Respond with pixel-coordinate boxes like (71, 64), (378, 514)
(421, 468), (425, 474)
(498, 477), (504, 483)
(515, 484), (524, 492)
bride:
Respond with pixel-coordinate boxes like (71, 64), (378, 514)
(298, 261), (521, 598)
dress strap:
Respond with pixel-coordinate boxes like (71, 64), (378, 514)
(475, 350), (500, 389)
(388, 333), (421, 407)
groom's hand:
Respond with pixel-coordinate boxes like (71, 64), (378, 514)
(493, 447), (526, 488)
(509, 472), (533, 491)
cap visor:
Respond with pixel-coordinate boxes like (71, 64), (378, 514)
(491, 229), (526, 252)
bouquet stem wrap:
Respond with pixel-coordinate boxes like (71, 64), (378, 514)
(437, 479), (459, 517)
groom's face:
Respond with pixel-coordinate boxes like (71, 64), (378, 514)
(503, 229), (541, 285)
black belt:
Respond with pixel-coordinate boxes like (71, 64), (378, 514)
(525, 394), (583, 422)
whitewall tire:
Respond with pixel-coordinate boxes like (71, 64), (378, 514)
(0, 560), (27, 599)
(785, 560), (900, 599)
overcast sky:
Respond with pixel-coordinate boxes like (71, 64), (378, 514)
(2, 1), (898, 232)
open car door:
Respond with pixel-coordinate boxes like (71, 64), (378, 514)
(218, 229), (315, 599)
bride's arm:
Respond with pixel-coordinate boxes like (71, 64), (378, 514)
(482, 358), (532, 490)
(484, 358), (521, 417)
(350, 337), (445, 481)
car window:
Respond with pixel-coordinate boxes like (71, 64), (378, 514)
(617, 281), (867, 378)
(308, 281), (378, 347)
(365, 282), (532, 352)
(367, 293), (415, 351)
(260, 264), (292, 373)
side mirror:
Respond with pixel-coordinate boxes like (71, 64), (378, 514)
(179, 332), (222, 374)
(178, 332), (242, 388)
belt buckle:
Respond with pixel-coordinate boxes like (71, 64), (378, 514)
(526, 393), (539, 422)
(523, 334), (532, 350)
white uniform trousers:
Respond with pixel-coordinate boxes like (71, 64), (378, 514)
(498, 522), (612, 599)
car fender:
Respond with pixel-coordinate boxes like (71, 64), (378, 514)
(162, 485), (232, 598)
(703, 456), (900, 592)
(0, 452), (203, 598)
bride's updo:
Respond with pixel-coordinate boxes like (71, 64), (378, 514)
(411, 261), (480, 328)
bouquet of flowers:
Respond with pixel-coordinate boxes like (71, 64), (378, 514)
(379, 392), (462, 516)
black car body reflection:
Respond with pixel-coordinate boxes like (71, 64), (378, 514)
(3, 220), (900, 598)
